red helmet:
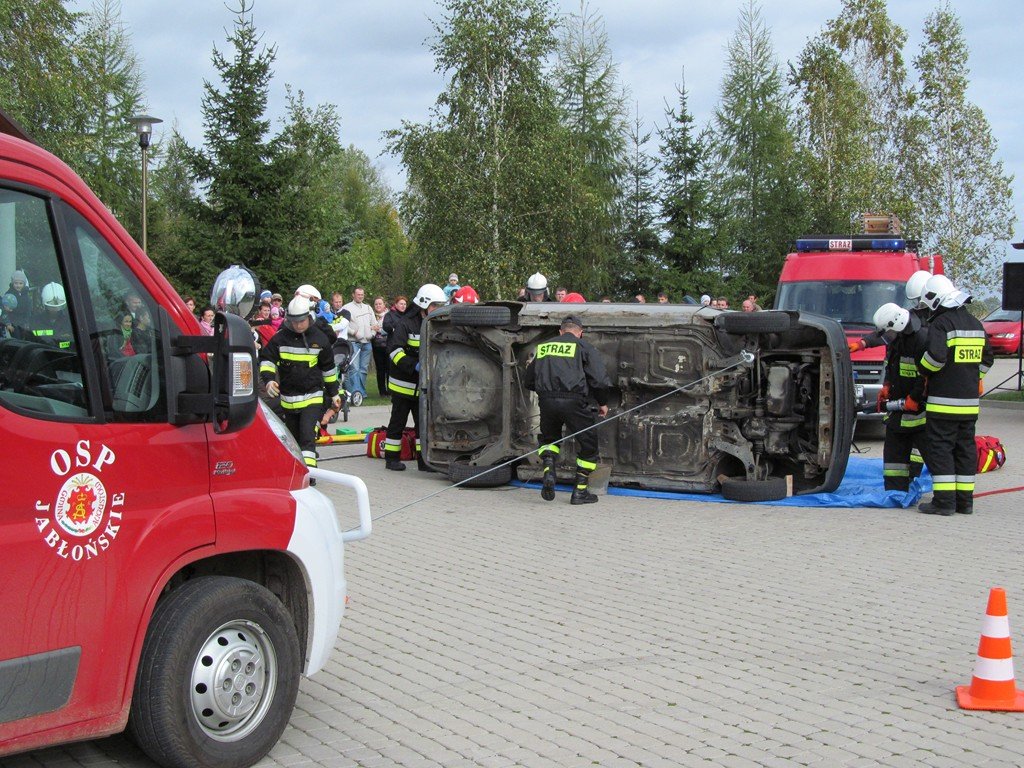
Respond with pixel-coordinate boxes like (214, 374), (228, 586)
(452, 285), (480, 304)
(562, 292), (585, 303)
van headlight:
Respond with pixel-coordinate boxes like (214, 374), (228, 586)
(258, 400), (304, 463)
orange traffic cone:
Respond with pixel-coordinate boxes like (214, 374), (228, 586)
(956, 587), (1024, 711)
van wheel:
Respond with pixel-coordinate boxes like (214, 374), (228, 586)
(129, 577), (301, 768)
(720, 476), (788, 502)
(448, 458), (513, 487)
(449, 305), (511, 327)
(715, 311), (792, 334)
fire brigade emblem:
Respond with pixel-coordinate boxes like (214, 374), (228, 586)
(54, 472), (107, 537)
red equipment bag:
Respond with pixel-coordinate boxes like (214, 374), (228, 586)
(976, 435), (1006, 473)
(366, 426), (417, 460)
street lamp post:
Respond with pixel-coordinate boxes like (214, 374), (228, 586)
(127, 114), (162, 253)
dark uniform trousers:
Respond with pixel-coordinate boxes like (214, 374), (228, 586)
(882, 426), (925, 491)
(385, 394), (419, 460)
(538, 395), (599, 472)
(284, 406), (323, 469)
(922, 418), (977, 510)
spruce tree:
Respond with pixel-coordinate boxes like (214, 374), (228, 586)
(713, 0), (805, 302)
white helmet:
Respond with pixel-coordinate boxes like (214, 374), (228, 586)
(873, 302), (910, 333)
(286, 296), (312, 321)
(526, 272), (548, 291)
(905, 270), (931, 303)
(294, 284), (321, 302)
(920, 274), (956, 312)
(41, 282), (66, 308)
(413, 283), (447, 309)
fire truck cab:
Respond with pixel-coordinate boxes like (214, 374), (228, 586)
(0, 122), (371, 767)
(774, 214), (943, 419)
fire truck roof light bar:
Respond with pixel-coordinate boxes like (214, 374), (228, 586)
(795, 237), (906, 252)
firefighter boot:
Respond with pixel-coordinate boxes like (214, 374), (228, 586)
(918, 499), (953, 516)
(385, 454), (406, 471)
(541, 454), (556, 501)
(416, 454), (437, 473)
(570, 469), (598, 505)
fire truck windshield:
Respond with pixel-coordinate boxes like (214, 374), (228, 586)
(775, 280), (912, 327)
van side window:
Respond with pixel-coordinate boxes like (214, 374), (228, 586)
(0, 189), (88, 418)
(62, 205), (168, 422)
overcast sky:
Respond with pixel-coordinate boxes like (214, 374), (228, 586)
(94, 0), (1024, 263)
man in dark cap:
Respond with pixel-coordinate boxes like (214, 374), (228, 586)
(524, 315), (611, 504)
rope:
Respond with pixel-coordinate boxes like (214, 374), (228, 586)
(349, 353), (754, 529)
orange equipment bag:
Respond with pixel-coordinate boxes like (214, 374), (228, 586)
(976, 435), (1006, 473)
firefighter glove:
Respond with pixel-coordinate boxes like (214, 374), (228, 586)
(848, 339), (866, 353)
(979, 379), (985, 396)
(876, 383), (890, 412)
(904, 395), (919, 412)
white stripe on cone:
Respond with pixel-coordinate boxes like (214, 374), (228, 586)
(981, 614), (1010, 638)
(973, 656), (1016, 682)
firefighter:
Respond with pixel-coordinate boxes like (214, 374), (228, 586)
(260, 297), (340, 470)
(872, 303), (928, 491)
(524, 314), (611, 504)
(848, 269), (932, 354)
(384, 283), (447, 471)
(916, 274), (993, 515)
(525, 272), (551, 302)
(31, 282), (74, 349)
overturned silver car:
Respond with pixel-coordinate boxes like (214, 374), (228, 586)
(419, 303), (855, 501)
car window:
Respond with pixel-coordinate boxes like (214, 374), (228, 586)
(984, 309), (1022, 323)
(0, 188), (89, 418)
(62, 204), (168, 422)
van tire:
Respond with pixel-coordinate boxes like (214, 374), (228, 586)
(449, 305), (511, 327)
(720, 476), (789, 502)
(129, 576), (301, 768)
(448, 459), (513, 487)
(715, 311), (792, 334)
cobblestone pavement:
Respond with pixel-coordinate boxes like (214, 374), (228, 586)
(9, 360), (1024, 767)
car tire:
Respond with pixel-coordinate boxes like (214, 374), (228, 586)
(715, 311), (792, 334)
(720, 476), (788, 502)
(129, 577), (301, 768)
(448, 305), (511, 327)
(448, 458), (513, 487)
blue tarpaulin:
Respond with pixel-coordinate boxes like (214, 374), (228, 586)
(511, 456), (932, 508)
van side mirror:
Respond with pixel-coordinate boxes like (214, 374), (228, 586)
(170, 311), (257, 433)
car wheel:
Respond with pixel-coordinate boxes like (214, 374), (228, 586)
(715, 310), (792, 334)
(129, 577), (301, 768)
(448, 458), (514, 487)
(720, 476), (788, 502)
(449, 305), (512, 327)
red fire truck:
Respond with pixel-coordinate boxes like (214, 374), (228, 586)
(773, 215), (943, 419)
(0, 116), (371, 767)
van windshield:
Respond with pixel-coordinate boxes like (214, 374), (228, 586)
(775, 280), (911, 327)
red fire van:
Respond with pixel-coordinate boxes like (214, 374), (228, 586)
(0, 122), (371, 767)
(773, 216), (942, 418)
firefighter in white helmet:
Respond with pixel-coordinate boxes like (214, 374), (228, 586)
(31, 282), (74, 349)
(525, 272), (550, 302)
(871, 303), (928, 491)
(384, 283), (447, 471)
(916, 275), (992, 515)
(260, 297), (341, 471)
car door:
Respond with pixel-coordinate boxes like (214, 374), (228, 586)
(0, 188), (214, 742)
